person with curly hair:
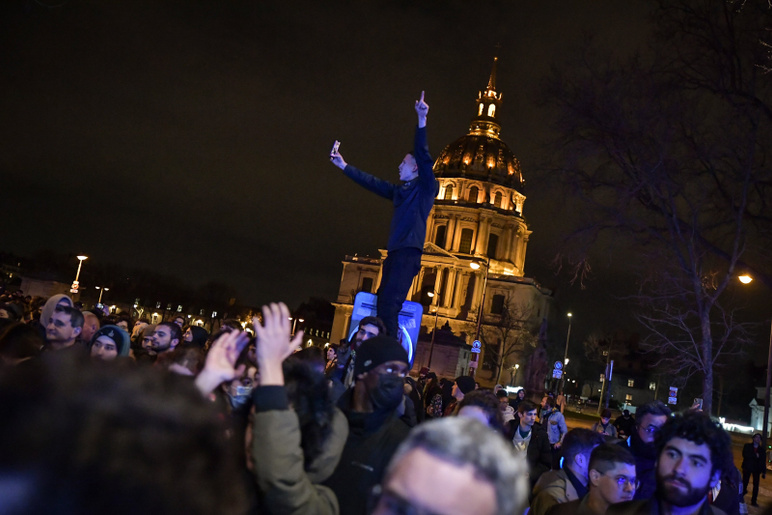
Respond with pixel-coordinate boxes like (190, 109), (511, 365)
(608, 410), (733, 515)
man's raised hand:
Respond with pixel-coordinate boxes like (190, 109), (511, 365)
(415, 90), (429, 127)
(329, 140), (347, 170)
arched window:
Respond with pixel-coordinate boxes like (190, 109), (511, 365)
(487, 104), (496, 117)
(467, 186), (479, 203)
(478, 103), (484, 116)
(493, 191), (502, 208)
(444, 184), (454, 200)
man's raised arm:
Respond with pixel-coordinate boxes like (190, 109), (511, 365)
(414, 91), (436, 190)
(415, 90), (428, 128)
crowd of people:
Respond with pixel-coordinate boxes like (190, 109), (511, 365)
(0, 288), (765, 515)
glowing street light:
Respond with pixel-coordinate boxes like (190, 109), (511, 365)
(739, 274), (772, 451)
(290, 317), (304, 336)
(427, 291), (440, 368)
(560, 312), (573, 391)
(70, 255), (88, 294)
(469, 258), (490, 341)
(95, 286), (109, 304)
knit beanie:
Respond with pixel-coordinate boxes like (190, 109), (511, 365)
(353, 335), (409, 377)
(91, 325), (130, 356)
(454, 375), (476, 395)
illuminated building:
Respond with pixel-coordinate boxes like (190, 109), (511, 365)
(331, 58), (554, 383)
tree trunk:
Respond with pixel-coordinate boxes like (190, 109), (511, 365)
(701, 317), (714, 415)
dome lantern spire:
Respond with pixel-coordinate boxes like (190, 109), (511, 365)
(486, 56), (498, 92)
(472, 56), (503, 139)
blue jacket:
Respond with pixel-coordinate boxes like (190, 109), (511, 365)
(343, 126), (438, 251)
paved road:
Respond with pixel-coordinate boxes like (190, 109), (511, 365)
(561, 411), (771, 511)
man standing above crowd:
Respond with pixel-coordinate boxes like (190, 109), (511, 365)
(531, 428), (605, 515)
(548, 443), (638, 515)
(330, 91), (438, 338)
(619, 400), (671, 499)
(608, 410), (733, 515)
(45, 305), (84, 353)
(323, 334), (412, 514)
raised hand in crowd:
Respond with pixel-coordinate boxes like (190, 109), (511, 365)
(251, 302), (303, 386)
(194, 328), (250, 395)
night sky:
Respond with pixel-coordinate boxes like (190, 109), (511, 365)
(1, 0), (656, 340)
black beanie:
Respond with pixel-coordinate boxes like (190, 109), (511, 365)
(454, 375), (476, 395)
(353, 335), (409, 377)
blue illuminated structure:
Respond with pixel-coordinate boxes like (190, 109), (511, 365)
(348, 291), (423, 369)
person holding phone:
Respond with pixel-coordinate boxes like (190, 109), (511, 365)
(329, 91), (438, 338)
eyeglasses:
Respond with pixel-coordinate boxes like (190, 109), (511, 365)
(603, 474), (639, 490)
(641, 424), (662, 434)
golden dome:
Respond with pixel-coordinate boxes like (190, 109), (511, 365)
(433, 57), (525, 191)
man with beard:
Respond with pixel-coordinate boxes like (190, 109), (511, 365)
(148, 322), (182, 357)
(323, 334), (411, 515)
(607, 410), (732, 515)
(330, 316), (386, 398)
(620, 400), (671, 500)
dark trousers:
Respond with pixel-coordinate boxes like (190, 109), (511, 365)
(743, 468), (761, 503)
(377, 248), (422, 337)
(550, 444), (561, 470)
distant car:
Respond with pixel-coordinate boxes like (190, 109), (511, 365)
(619, 402), (637, 415)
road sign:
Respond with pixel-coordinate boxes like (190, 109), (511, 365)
(668, 386), (678, 405)
(554, 361), (563, 370)
(552, 369), (563, 379)
(471, 340), (482, 353)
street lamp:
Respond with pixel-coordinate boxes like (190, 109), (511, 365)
(470, 258), (490, 341)
(290, 317), (304, 336)
(95, 286), (109, 304)
(512, 363), (520, 386)
(427, 291), (440, 368)
(560, 312), (573, 391)
(70, 255), (88, 294)
(739, 274), (772, 452)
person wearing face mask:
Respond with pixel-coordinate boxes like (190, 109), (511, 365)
(323, 334), (412, 515)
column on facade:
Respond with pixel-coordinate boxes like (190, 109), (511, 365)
(447, 214), (459, 252)
(475, 215), (491, 257)
(444, 268), (457, 309)
(453, 271), (468, 313)
(432, 266), (443, 303)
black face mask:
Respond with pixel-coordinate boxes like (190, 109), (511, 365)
(370, 374), (404, 411)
